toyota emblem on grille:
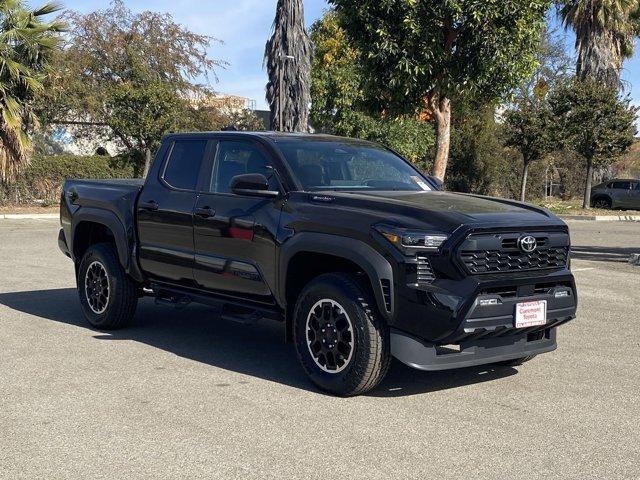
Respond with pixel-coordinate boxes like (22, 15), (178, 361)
(518, 235), (537, 253)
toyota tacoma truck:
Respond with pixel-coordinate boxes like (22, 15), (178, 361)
(59, 132), (577, 396)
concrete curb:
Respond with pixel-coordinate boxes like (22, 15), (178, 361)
(560, 215), (640, 222)
(1, 213), (58, 220)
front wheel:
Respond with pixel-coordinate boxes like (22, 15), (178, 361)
(78, 243), (138, 330)
(293, 273), (391, 396)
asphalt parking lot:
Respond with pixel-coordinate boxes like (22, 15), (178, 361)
(1, 218), (639, 479)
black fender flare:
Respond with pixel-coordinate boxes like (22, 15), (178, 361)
(278, 232), (394, 319)
(71, 208), (139, 279)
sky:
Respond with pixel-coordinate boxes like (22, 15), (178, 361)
(50, 1), (640, 118)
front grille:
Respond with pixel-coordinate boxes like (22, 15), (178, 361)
(458, 231), (570, 275)
(416, 254), (435, 284)
(461, 247), (569, 274)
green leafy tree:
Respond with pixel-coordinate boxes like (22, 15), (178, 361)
(38, 0), (227, 172)
(559, 0), (640, 87)
(264, 0), (312, 132)
(310, 10), (434, 167)
(504, 100), (555, 202)
(0, 1), (64, 183)
(329, 0), (551, 181)
(550, 79), (638, 208)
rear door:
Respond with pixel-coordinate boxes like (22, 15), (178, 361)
(629, 181), (640, 209)
(192, 138), (284, 303)
(137, 138), (211, 285)
(611, 181), (632, 208)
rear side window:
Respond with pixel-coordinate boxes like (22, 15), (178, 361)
(163, 140), (208, 190)
(611, 181), (631, 190)
(633, 182), (639, 191)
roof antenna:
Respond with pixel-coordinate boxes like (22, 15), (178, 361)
(222, 125), (239, 131)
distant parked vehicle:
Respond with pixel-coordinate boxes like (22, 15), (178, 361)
(590, 179), (640, 210)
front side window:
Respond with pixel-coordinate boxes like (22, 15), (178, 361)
(277, 140), (432, 192)
(163, 140), (208, 190)
(211, 140), (279, 193)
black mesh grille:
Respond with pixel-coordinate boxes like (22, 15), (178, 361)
(460, 247), (569, 274)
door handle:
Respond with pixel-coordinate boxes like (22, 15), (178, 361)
(139, 200), (158, 211)
(195, 206), (215, 218)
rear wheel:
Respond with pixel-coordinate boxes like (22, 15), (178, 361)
(293, 273), (391, 396)
(78, 243), (138, 329)
(593, 197), (612, 209)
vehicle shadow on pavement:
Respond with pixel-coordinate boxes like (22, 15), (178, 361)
(0, 288), (517, 398)
(571, 245), (638, 263)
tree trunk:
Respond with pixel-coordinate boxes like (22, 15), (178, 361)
(431, 96), (451, 181)
(143, 148), (152, 178)
(582, 157), (594, 209)
(520, 160), (530, 202)
(0, 120), (28, 184)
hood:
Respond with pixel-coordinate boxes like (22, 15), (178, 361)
(311, 190), (561, 232)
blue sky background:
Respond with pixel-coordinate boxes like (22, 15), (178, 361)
(53, 1), (640, 120)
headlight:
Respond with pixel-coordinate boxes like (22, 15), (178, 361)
(374, 224), (448, 254)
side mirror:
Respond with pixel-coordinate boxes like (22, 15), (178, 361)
(426, 175), (444, 191)
(230, 173), (279, 198)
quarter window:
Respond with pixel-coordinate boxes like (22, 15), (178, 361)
(163, 140), (208, 191)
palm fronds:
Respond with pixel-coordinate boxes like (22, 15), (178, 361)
(0, 0), (63, 183)
(560, 0), (640, 86)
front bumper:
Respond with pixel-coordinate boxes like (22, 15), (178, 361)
(391, 327), (557, 371)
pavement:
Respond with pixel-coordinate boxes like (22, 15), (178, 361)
(0, 219), (639, 480)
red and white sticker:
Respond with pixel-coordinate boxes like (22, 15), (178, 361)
(515, 300), (547, 328)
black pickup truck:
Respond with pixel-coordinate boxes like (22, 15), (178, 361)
(59, 132), (577, 396)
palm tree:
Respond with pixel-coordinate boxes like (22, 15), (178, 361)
(0, 1), (64, 183)
(560, 0), (640, 87)
(264, 0), (312, 132)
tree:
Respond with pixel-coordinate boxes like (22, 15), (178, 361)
(559, 0), (640, 87)
(550, 79), (637, 208)
(329, 0), (551, 181)
(38, 0), (226, 171)
(0, 1), (63, 183)
(504, 100), (555, 201)
(264, 0), (312, 132)
(310, 10), (434, 166)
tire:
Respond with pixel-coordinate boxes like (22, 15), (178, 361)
(77, 243), (138, 330)
(496, 355), (536, 367)
(293, 273), (391, 396)
(593, 197), (612, 209)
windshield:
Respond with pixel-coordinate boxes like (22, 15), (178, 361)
(277, 140), (432, 192)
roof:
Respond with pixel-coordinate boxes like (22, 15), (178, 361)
(162, 131), (378, 146)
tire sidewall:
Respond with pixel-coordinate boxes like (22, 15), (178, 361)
(78, 245), (122, 328)
(294, 275), (378, 394)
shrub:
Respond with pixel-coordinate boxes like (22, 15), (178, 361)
(1, 155), (135, 205)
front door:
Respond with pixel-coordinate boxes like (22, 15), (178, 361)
(137, 138), (210, 285)
(193, 139), (283, 303)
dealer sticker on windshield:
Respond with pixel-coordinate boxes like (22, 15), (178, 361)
(411, 176), (431, 191)
(515, 300), (547, 328)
